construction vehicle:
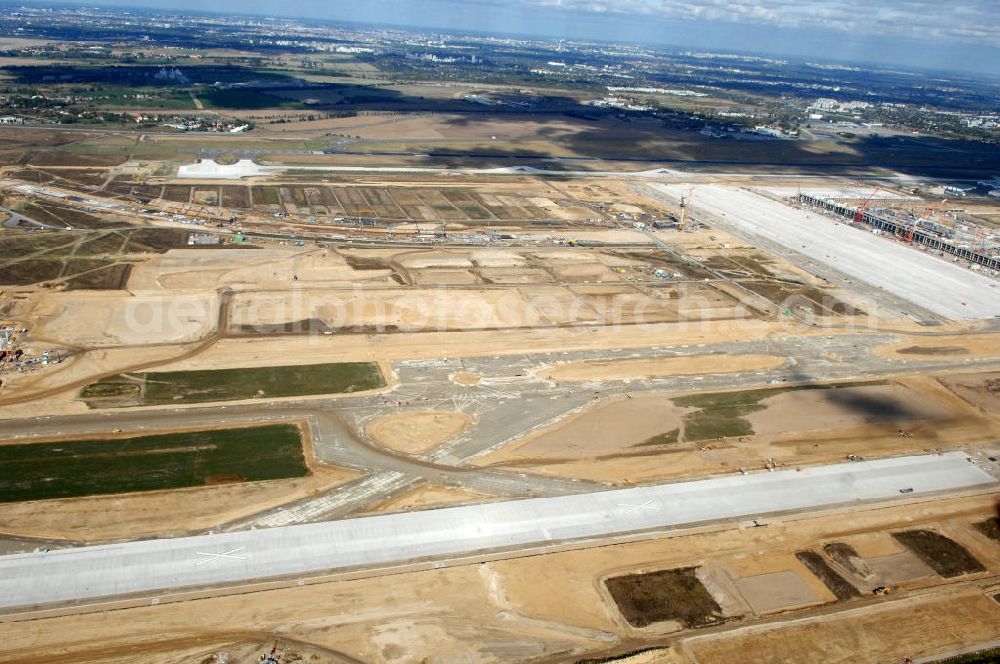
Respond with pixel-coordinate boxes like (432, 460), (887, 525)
(872, 585), (892, 596)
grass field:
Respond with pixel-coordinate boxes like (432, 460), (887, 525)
(670, 386), (794, 441)
(0, 226), (199, 287)
(81, 361), (385, 407)
(0, 424), (308, 503)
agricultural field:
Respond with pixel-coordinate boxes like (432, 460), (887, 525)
(97, 179), (606, 224)
(0, 424), (308, 503)
(80, 361), (385, 407)
(0, 227), (200, 287)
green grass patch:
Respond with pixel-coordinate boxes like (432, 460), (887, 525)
(81, 361), (384, 407)
(671, 387), (779, 441)
(0, 424), (307, 503)
(252, 186), (281, 206)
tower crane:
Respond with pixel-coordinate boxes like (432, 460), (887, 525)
(678, 186), (694, 231)
(904, 198), (949, 242)
(854, 188), (881, 224)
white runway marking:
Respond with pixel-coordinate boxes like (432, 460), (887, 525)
(194, 547), (248, 566)
(618, 500), (661, 513)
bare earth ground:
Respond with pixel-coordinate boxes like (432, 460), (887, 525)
(938, 371), (1000, 413)
(474, 375), (1000, 485)
(364, 411), (473, 454)
(876, 333), (1000, 360)
(684, 591), (1000, 664)
(475, 394), (691, 460)
(364, 483), (492, 514)
(744, 382), (954, 436)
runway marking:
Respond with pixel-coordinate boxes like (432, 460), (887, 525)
(195, 546), (248, 566)
(618, 500), (660, 513)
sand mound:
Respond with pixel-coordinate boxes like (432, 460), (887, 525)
(366, 411), (473, 454)
(452, 371), (482, 385)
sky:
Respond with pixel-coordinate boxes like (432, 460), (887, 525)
(47, 0), (1000, 76)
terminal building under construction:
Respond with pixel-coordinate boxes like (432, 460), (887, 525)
(797, 193), (1000, 276)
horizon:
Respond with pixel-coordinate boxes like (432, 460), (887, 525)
(22, 0), (1000, 78)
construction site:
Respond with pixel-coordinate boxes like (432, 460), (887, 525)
(796, 188), (1000, 276)
(0, 118), (1000, 664)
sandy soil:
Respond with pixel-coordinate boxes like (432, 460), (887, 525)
(541, 354), (784, 382)
(365, 411), (473, 454)
(452, 371), (481, 385)
(735, 570), (823, 614)
(482, 410), (1000, 486)
(686, 591), (1000, 664)
(364, 483), (491, 514)
(128, 248), (379, 292)
(226, 282), (724, 331)
(30, 291), (218, 347)
(0, 465), (361, 542)
(476, 377), (1000, 485)
(725, 551), (835, 607)
(479, 395), (689, 460)
(746, 383), (955, 436)
(162, 318), (811, 368)
(937, 371), (1000, 414)
(876, 332), (1000, 361)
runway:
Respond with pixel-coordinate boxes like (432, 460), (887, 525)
(0, 452), (993, 612)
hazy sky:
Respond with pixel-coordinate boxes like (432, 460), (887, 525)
(50, 0), (1000, 75)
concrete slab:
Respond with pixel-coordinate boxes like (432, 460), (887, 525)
(654, 184), (1000, 321)
(0, 452), (993, 612)
(736, 570), (821, 614)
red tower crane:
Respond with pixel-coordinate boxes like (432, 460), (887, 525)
(854, 188), (881, 224)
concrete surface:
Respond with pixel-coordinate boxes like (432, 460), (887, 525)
(0, 452), (992, 612)
(653, 184), (1000, 321)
